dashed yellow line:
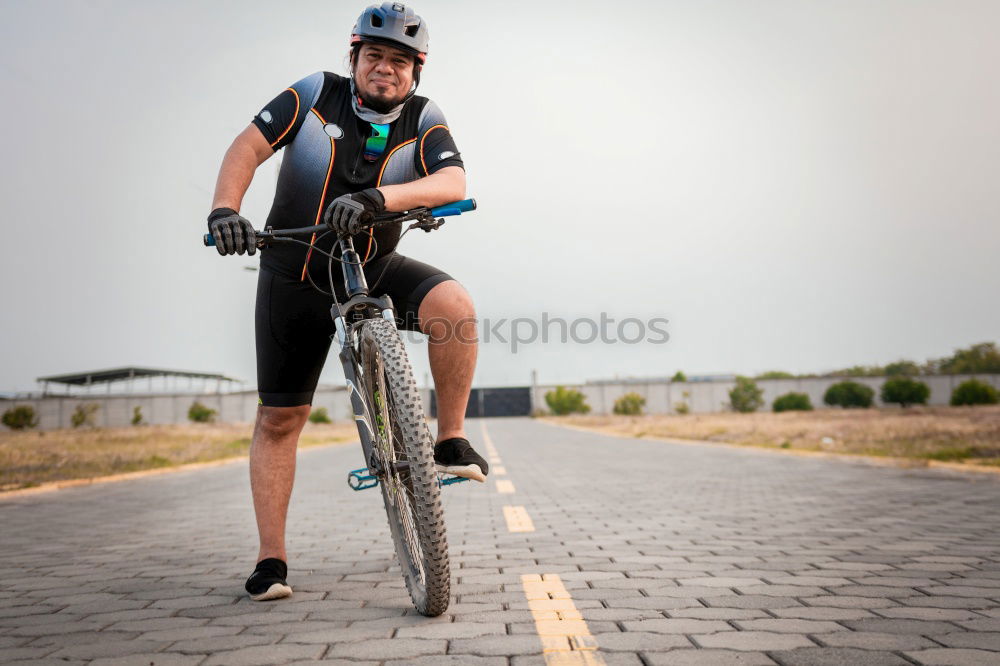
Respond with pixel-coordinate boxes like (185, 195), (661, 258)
(522, 574), (605, 664)
(493, 465), (507, 475)
(495, 479), (516, 494)
(503, 505), (535, 532)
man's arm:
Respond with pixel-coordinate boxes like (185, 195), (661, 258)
(377, 166), (466, 212)
(211, 125), (274, 211)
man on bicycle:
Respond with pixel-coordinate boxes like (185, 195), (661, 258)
(207, 2), (488, 601)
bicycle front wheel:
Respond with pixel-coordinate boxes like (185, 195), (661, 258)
(357, 317), (450, 616)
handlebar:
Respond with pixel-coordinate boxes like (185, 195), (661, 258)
(203, 198), (477, 247)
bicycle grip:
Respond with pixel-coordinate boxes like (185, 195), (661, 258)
(429, 198), (477, 217)
(204, 233), (215, 247)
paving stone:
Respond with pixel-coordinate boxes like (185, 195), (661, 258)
(622, 618), (733, 634)
(769, 647), (911, 665)
(933, 632), (1000, 650)
(90, 654), (207, 666)
(702, 595), (805, 610)
(388, 657), (506, 666)
(167, 633), (275, 654)
(735, 619), (846, 633)
(447, 634), (545, 656)
(771, 607), (875, 621)
(395, 621), (506, 639)
(591, 630), (691, 651)
(49, 640), (174, 659)
(903, 648), (1000, 665)
(800, 596), (895, 609)
(324, 637), (447, 660)
(817, 631), (938, 650)
(643, 650), (777, 665)
(201, 643), (325, 665)
(842, 618), (963, 634)
(670, 607), (769, 620)
(875, 608), (983, 621)
(694, 631), (816, 651)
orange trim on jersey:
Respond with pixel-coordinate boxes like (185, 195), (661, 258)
(270, 88), (301, 148)
(363, 137), (418, 262)
(300, 108), (334, 281)
(418, 124), (448, 176)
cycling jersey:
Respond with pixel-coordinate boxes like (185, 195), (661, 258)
(251, 71), (464, 282)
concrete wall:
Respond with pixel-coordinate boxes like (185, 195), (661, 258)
(1, 387), (354, 431)
(4, 374), (999, 430)
(530, 374), (1000, 415)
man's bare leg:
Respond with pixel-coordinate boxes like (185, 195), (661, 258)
(249, 404), (310, 563)
(418, 280), (477, 443)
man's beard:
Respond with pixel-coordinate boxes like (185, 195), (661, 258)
(358, 87), (406, 114)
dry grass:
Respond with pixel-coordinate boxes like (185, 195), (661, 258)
(0, 422), (357, 491)
(555, 405), (1000, 466)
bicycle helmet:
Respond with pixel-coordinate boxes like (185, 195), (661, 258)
(351, 2), (429, 64)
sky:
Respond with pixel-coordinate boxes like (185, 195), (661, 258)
(1, 0), (998, 393)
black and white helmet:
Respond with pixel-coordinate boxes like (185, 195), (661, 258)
(351, 2), (429, 64)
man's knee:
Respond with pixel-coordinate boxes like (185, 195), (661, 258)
(254, 405), (310, 441)
(419, 280), (477, 342)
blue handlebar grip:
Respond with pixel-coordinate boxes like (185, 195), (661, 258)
(204, 233), (216, 247)
(430, 198), (477, 218)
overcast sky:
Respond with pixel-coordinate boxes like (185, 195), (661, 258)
(1, 0), (998, 393)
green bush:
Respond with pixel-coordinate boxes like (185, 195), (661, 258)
(187, 401), (217, 423)
(772, 392), (813, 412)
(884, 360), (920, 377)
(131, 406), (144, 426)
(729, 376), (763, 413)
(544, 386), (590, 415)
(613, 392), (645, 416)
(71, 403), (99, 428)
(950, 379), (999, 406)
(880, 377), (930, 407)
(308, 407), (332, 423)
(674, 402), (690, 415)
(757, 371), (795, 380)
(824, 381), (874, 408)
(2, 405), (38, 430)
(671, 371), (687, 383)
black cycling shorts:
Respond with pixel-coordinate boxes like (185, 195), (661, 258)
(255, 252), (452, 407)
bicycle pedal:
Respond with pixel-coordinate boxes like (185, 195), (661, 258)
(348, 467), (379, 491)
(438, 474), (470, 487)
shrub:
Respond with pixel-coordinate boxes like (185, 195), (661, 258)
(671, 371), (687, 383)
(187, 401), (217, 423)
(884, 360), (920, 377)
(674, 402), (690, 415)
(544, 386), (590, 415)
(2, 405), (38, 430)
(71, 403), (100, 428)
(757, 371), (795, 380)
(824, 381), (874, 408)
(308, 407), (332, 423)
(880, 377), (930, 407)
(613, 392), (645, 416)
(131, 406), (144, 426)
(729, 376), (764, 413)
(950, 379), (999, 406)
(772, 392), (813, 412)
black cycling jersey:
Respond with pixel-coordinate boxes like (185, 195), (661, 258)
(251, 71), (464, 281)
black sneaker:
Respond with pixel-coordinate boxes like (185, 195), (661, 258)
(245, 558), (292, 601)
(434, 437), (489, 483)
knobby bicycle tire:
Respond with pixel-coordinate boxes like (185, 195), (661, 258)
(357, 317), (450, 616)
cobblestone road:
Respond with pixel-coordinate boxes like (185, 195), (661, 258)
(2, 417), (999, 665)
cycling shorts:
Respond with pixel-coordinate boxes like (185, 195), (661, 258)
(255, 253), (452, 407)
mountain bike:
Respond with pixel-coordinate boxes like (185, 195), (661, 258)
(204, 198), (477, 616)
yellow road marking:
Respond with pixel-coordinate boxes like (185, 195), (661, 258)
(521, 574), (605, 664)
(503, 505), (535, 532)
(494, 465), (507, 475)
(495, 479), (516, 494)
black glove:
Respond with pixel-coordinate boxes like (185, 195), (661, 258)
(322, 188), (385, 237)
(207, 208), (256, 256)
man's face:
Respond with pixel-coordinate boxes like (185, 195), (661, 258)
(353, 42), (416, 111)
